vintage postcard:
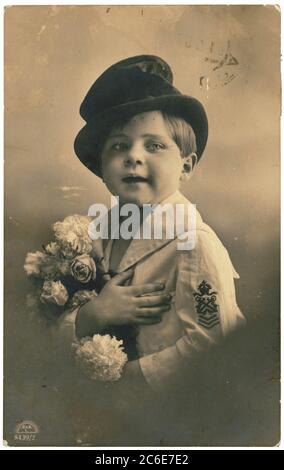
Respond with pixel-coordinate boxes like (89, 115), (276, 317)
(4, 5), (280, 447)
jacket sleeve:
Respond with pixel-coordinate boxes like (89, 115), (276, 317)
(138, 229), (246, 390)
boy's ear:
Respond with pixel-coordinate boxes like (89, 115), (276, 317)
(180, 153), (197, 181)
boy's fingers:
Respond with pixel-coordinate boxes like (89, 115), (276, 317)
(134, 316), (162, 325)
(137, 305), (171, 317)
(130, 283), (165, 296)
(136, 293), (172, 307)
(111, 269), (134, 286)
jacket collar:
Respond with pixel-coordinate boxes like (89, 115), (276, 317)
(92, 191), (202, 273)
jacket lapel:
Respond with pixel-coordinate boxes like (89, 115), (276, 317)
(91, 191), (201, 274)
(117, 237), (173, 272)
(115, 191), (201, 272)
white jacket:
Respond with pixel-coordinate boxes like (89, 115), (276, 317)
(57, 191), (245, 390)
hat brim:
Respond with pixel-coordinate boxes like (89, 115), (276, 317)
(74, 94), (208, 178)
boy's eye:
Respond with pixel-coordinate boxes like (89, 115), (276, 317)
(146, 142), (166, 151)
(110, 142), (129, 152)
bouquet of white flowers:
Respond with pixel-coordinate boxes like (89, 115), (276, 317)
(24, 214), (128, 381)
(24, 214), (99, 319)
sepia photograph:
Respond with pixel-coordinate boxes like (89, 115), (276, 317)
(4, 4), (280, 447)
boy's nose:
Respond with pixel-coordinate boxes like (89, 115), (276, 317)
(124, 146), (146, 167)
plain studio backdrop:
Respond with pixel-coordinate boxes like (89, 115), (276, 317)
(4, 5), (280, 446)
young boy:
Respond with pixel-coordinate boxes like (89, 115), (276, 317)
(60, 55), (245, 391)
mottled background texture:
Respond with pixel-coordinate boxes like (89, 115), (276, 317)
(4, 5), (280, 446)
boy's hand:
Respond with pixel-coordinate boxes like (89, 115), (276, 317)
(75, 270), (172, 338)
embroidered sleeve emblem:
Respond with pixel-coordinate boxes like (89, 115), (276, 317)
(193, 280), (220, 329)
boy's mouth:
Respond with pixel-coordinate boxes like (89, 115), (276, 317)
(122, 175), (149, 184)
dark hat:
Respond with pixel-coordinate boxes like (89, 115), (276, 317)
(74, 55), (208, 178)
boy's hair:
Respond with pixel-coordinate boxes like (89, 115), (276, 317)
(161, 112), (197, 157)
(97, 110), (197, 170)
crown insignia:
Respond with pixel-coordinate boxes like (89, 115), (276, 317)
(193, 280), (220, 329)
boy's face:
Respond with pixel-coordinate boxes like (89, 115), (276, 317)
(101, 111), (190, 206)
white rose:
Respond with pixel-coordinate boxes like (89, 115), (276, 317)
(70, 254), (96, 284)
(40, 280), (68, 306)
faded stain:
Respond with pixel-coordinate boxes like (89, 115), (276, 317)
(37, 24), (47, 39)
(63, 193), (80, 199)
(56, 186), (88, 192)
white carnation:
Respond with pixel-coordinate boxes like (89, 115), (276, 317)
(24, 251), (69, 279)
(53, 215), (93, 258)
(24, 251), (58, 279)
(73, 334), (128, 381)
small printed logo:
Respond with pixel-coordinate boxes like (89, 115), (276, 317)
(14, 420), (40, 443)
